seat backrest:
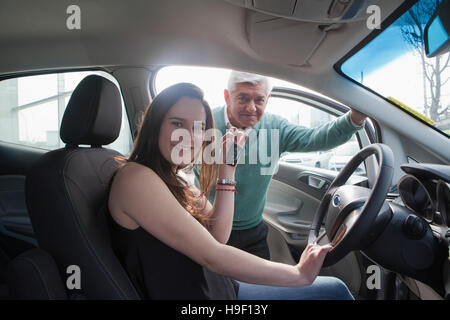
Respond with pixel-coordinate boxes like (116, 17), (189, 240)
(6, 248), (67, 300)
(25, 75), (140, 299)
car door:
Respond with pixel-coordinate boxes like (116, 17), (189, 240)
(263, 87), (378, 298)
(151, 65), (382, 298)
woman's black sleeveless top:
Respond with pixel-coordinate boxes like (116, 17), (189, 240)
(107, 174), (239, 299)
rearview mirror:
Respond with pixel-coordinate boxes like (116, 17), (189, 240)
(424, 0), (450, 58)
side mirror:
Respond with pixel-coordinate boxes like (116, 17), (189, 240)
(424, 0), (450, 58)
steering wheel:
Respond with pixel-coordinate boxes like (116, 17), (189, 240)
(308, 143), (394, 267)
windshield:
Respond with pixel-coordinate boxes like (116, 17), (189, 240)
(340, 0), (449, 137)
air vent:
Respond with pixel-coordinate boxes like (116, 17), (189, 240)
(328, 0), (353, 19)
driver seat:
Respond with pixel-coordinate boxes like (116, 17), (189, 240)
(25, 75), (140, 299)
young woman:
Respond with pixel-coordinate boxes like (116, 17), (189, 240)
(107, 82), (354, 300)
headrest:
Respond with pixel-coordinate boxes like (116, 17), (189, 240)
(60, 75), (122, 147)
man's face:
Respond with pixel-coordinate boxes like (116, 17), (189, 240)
(225, 82), (270, 128)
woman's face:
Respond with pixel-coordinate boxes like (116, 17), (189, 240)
(158, 97), (207, 168)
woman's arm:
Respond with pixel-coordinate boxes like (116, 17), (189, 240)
(195, 165), (235, 244)
(195, 128), (246, 244)
(111, 162), (331, 288)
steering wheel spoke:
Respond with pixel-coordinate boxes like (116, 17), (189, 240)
(331, 224), (347, 247)
(342, 207), (363, 231)
(315, 230), (330, 246)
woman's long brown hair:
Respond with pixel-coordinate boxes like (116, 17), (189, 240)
(115, 83), (217, 224)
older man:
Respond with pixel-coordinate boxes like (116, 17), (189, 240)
(195, 71), (366, 260)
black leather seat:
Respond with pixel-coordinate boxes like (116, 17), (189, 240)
(22, 75), (140, 299)
(6, 248), (67, 300)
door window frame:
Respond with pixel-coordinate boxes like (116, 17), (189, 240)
(269, 87), (378, 184)
(150, 66), (380, 184)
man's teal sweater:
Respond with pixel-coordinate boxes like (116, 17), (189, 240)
(195, 106), (364, 230)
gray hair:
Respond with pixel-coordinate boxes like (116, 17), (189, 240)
(227, 71), (273, 96)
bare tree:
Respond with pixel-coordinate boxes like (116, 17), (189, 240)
(400, 0), (450, 122)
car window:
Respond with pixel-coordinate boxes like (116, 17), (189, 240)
(0, 70), (132, 155)
(268, 97), (366, 176)
(154, 66), (366, 176)
(154, 65), (330, 108)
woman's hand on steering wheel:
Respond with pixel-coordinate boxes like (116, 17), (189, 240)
(296, 243), (333, 286)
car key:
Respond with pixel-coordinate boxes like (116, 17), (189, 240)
(225, 129), (245, 166)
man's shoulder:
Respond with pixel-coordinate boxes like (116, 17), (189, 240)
(212, 105), (225, 117)
(259, 112), (288, 129)
(212, 105), (226, 131)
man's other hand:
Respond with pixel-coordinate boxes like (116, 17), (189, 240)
(350, 108), (367, 126)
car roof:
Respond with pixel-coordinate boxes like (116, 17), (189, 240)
(0, 0), (403, 85)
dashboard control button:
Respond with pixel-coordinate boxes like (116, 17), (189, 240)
(403, 214), (427, 240)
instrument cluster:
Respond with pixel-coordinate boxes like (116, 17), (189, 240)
(398, 174), (449, 227)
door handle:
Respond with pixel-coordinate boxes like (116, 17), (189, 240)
(298, 172), (332, 191)
(307, 175), (326, 189)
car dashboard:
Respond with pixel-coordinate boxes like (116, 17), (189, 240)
(390, 163), (450, 299)
(395, 163), (450, 241)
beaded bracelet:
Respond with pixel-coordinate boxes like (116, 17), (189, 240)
(216, 188), (238, 194)
(217, 183), (236, 187)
